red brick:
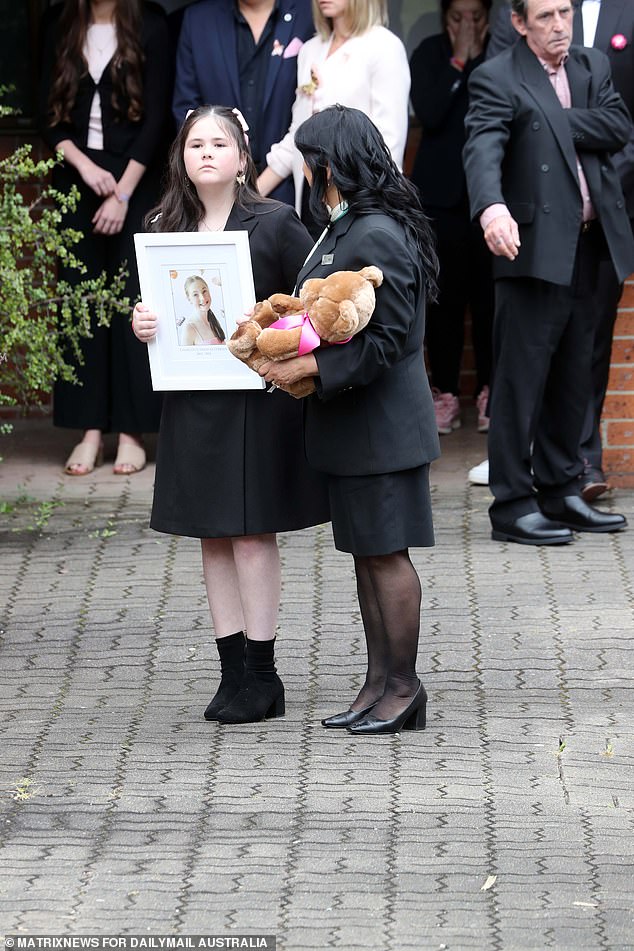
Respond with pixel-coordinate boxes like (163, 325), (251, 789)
(609, 338), (634, 363)
(619, 280), (634, 308)
(603, 447), (634, 473)
(606, 365), (634, 391)
(614, 313), (634, 335)
(604, 421), (634, 446)
(602, 393), (634, 418)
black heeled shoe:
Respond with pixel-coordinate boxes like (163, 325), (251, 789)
(347, 683), (427, 736)
(216, 671), (285, 724)
(321, 702), (378, 729)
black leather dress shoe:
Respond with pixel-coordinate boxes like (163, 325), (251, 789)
(491, 511), (573, 545)
(538, 495), (627, 533)
(347, 683), (427, 736)
(579, 466), (609, 503)
(321, 703), (377, 729)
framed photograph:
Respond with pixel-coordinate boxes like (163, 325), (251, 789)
(133, 231), (264, 391)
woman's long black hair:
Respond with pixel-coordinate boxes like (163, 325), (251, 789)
(294, 105), (439, 296)
(145, 105), (265, 233)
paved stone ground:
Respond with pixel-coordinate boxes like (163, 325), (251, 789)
(1, 418), (633, 950)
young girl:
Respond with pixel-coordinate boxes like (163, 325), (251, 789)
(259, 106), (440, 735)
(40, 0), (170, 475)
(132, 106), (329, 724)
(179, 276), (226, 347)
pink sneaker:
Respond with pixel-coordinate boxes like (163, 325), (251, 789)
(476, 386), (490, 433)
(432, 388), (461, 434)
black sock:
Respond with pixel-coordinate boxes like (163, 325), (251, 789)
(216, 630), (246, 675)
(245, 636), (277, 678)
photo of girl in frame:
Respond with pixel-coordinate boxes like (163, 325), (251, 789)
(169, 269), (228, 347)
(135, 230), (262, 391)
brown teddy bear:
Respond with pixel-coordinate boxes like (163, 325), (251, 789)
(228, 265), (383, 398)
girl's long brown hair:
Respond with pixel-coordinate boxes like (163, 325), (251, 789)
(146, 106), (268, 233)
(47, 0), (145, 127)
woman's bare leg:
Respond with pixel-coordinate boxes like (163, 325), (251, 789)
(200, 537), (246, 636)
(231, 533), (281, 641)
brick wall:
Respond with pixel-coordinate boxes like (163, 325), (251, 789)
(602, 278), (634, 487)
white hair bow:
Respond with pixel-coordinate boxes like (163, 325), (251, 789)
(232, 108), (250, 145)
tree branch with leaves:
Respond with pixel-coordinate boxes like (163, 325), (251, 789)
(0, 109), (129, 414)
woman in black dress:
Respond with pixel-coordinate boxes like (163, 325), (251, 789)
(259, 105), (440, 735)
(409, 0), (494, 435)
(133, 106), (329, 724)
(40, 0), (170, 475)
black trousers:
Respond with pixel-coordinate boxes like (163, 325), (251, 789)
(425, 204), (495, 396)
(53, 150), (163, 433)
(488, 226), (603, 520)
(579, 217), (634, 469)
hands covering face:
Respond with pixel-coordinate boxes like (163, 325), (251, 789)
(447, 1), (489, 62)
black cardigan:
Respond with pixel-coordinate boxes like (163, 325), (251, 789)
(409, 32), (487, 209)
(39, 1), (170, 166)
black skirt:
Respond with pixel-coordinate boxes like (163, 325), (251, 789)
(151, 387), (330, 538)
(327, 465), (434, 555)
(52, 151), (163, 433)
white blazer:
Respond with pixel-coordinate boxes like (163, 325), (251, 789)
(266, 25), (411, 214)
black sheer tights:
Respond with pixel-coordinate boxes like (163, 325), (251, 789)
(351, 549), (422, 720)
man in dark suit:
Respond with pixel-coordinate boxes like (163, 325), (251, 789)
(173, 0), (314, 206)
(463, 0), (634, 544)
(487, 0), (634, 500)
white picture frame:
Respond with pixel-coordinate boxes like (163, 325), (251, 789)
(133, 231), (264, 391)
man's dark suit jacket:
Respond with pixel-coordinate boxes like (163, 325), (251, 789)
(173, 0), (314, 204)
(463, 38), (634, 286)
(487, 0), (634, 213)
(295, 213), (440, 477)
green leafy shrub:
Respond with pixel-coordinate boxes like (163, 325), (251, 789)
(0, 101), (129, 412)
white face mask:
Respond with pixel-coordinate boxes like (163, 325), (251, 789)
(327, 199), (349, 221)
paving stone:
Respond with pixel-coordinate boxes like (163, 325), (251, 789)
(1, 420), (633, 948)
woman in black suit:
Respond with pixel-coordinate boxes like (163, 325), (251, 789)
(40, 0), (170, 475)
(259, 105), (440, 735)
(133, 106), (329, 725)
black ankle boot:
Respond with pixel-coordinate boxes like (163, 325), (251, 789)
(216, 637), (285, 724)
(204, 631), (245, 721)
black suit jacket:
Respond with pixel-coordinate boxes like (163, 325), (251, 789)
(172, 0), (314, 205)
(295, 213), (440, 477)
(464, 39), (634, 285)
(488, 0), (634, 212)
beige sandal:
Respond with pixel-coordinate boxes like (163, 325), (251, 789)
(64, 441), (104, 476)
(113, 443), (146, 475)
